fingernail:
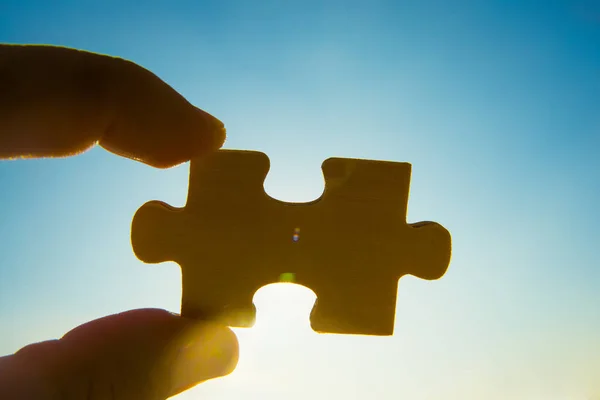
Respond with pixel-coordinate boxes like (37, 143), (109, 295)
(196, 108), (226, 150)
(170, 323), (239, 393)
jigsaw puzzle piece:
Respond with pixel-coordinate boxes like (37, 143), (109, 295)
(132, 151), (272, 324)
(294, 157), (450, 334)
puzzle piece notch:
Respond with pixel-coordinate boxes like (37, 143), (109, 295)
(131, 150), (452, 336)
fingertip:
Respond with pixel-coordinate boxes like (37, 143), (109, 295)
(98, 55), (227, 169)
(194, 107), (227, 151)
(121, 108), (225, 170)
(168, 322), (239, 395)
(59, 309), (238, 398)
(146, 107), (226, 169)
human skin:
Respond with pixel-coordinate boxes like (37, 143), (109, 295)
(0, 44), (239, 400)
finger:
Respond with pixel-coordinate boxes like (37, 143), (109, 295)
(0, 44), (226, 168)
(0, 309), (238, 400)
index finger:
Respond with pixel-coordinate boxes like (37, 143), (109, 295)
(0, 44), (225, 168)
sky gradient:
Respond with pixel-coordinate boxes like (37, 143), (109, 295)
(1, 1), (599, 399)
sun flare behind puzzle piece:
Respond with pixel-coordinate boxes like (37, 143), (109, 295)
(131, 149), (452, 336)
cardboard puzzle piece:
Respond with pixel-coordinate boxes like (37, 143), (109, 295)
(131, 150), (452, 336)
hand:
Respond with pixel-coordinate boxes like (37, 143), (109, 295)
(0, 44), (239, 399)
(0, 43), (225, 166)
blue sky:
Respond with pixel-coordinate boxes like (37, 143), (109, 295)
(1, 1), (599, 398)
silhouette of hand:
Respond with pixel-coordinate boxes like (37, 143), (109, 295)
(0, 44), (238, 399)
(0, 44), (225, 166)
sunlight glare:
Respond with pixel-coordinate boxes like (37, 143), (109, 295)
(250, 282), (317, 334)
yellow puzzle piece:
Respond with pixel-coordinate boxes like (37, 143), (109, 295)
(131, 149), (451, 336)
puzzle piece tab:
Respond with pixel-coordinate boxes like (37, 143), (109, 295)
(131, 150), (451, 336)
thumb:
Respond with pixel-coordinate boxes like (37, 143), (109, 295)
(0, 309), (238, 400)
